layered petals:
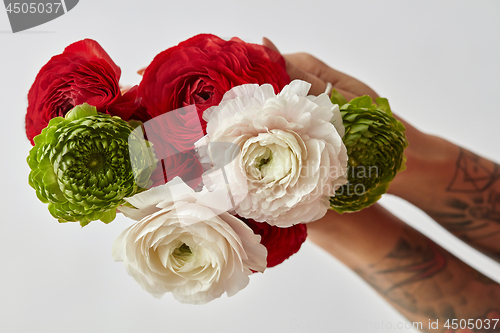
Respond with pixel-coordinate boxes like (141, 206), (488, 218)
(114, 177), (267, 304)
(203, 80), (348, 227)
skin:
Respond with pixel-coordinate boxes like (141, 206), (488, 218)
(262, 38), (500, 332)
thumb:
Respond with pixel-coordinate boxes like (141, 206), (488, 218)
(262, 37), (327, 96)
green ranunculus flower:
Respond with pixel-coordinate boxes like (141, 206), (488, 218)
(27, 103), (156, 226)
(329, 90), (408, 213)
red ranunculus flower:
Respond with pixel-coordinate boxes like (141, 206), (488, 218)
(26, 39), (142, 145)
(243, 218), (308, 268)
(137, 34), (290, 191)
(138, 34), (290, 138)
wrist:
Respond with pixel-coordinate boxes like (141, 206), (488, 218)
(387, 130), (460, 210)
(307, 205), (404, 268)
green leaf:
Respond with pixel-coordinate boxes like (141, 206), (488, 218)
(330, 88), (348, 107)
(100, 209), (117, 224)
(342, 112), (359, 122)
(349, 95), (373, 108)
(79, 220), (90, 227)
(349, 123), (370, 133)
(375, 97), (392, 115)
(65, 103), (98, 121)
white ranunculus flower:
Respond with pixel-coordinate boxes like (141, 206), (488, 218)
(113, 177), (267, 304)
(203, 80), (348, 227)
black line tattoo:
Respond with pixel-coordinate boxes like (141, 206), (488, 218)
(378, 240), (447, 291)
(447, 149), (500, 193)
(427, 149), (500, 255)
(356, 228), (500, 332)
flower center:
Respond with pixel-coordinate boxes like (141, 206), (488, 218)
(172, 243), (193, 263)
(249, 144), (292, 182)
(86, 153), (106, 171)
(191, 79), (214, 104)
(256, 151), (272, 170)
(197, 91), (211, 101)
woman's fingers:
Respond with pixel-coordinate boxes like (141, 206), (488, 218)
(262, 37), (327, 96)
(284, 53), (379, 100)
(332, 87), (358, 102)
(262, 38), (379, 100)
(285, 61), (328, 96)
(261, 37), (280, 54)
(284, 53), (347, 86)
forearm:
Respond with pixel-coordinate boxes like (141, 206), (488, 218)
(308, 205), (500, 333)
(388, 121), (500, 261)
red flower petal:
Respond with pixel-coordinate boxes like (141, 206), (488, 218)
(242, 218), (307, 268)
(26, 39), (141, 145)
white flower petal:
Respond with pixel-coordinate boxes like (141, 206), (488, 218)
(113, 178), (266, 304)
(122, 184), (172, 215)
(204, 79), (348, 226)
(279, 80), (311, 98)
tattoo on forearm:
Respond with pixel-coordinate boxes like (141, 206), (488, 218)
(447, 149), (500, 193)
(358, 228), (448, 314)
(379, 239), (447, 291)
(428, 149), (500, 256)
(357, 227), (500, 332)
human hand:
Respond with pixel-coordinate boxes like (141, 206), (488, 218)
(262, 37), (422, 142)
(262, 37), (378, 100)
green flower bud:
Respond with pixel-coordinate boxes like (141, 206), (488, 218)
(27, 103), (155, 226)
(329, 91), (408, 213)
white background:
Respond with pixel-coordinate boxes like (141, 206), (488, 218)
(1, 1), (499, 332)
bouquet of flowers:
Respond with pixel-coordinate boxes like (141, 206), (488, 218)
(25, 35), (407, 304)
